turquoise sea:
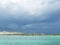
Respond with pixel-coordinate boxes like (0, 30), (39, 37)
(0, 35), (60, 45)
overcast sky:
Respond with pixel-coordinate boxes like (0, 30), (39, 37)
(0, 0), (60, 34)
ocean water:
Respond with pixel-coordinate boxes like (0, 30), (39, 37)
(0, 35), (60, 45)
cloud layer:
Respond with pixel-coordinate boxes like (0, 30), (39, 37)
(0, 0), (60, 34)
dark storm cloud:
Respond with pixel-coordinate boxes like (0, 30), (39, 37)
(0, 0), (60, 34)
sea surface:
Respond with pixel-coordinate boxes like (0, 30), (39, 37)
(0, 35), (60, 45)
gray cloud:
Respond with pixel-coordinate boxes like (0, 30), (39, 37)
(0, 0), (60, 34)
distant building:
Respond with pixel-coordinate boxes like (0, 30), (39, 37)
(41, 33), (45, 35)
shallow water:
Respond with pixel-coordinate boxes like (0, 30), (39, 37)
(0, 35), (60, 45)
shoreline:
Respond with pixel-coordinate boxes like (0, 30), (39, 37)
(0, 31), (60, 36)
(0, 34), (60, 36)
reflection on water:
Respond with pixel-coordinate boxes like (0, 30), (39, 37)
(0, 36), (60, 45)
